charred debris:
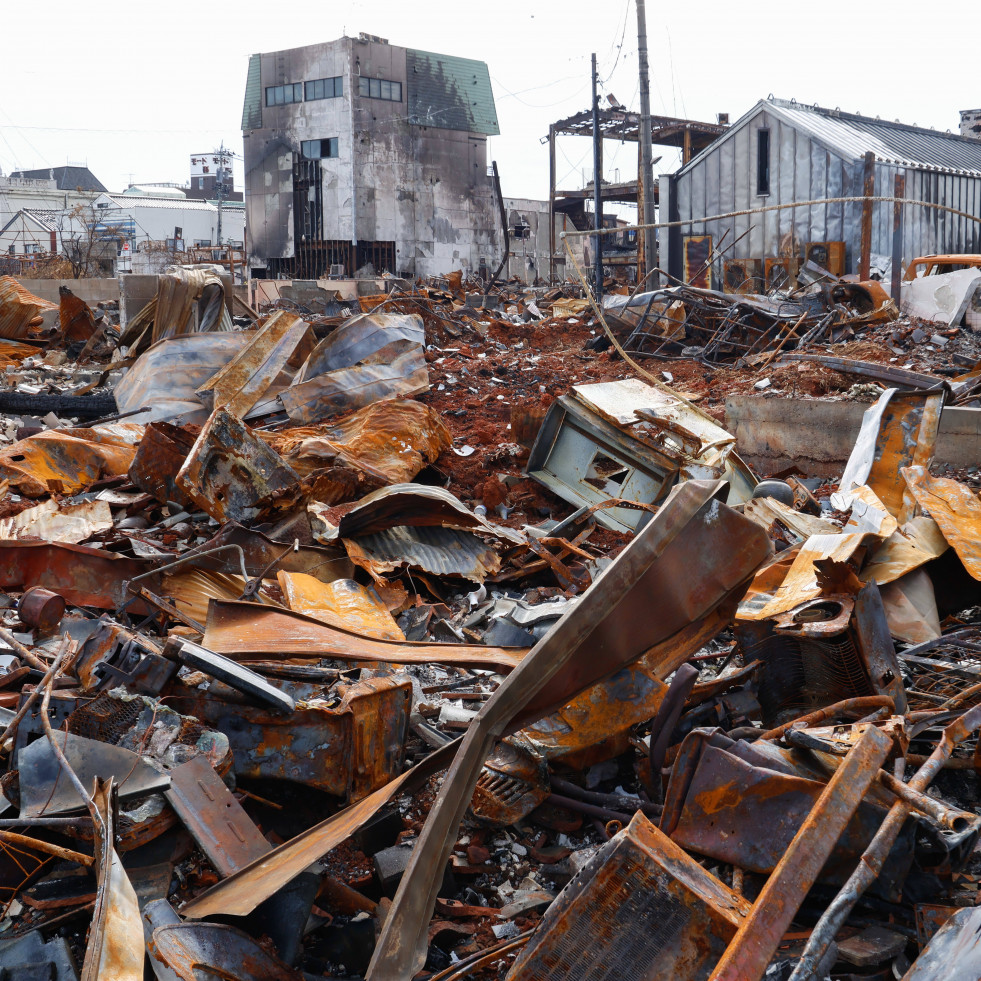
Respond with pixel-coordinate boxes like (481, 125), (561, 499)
(0, 262), (981, 980)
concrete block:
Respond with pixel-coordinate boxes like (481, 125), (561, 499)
(726, 395), (981, 475)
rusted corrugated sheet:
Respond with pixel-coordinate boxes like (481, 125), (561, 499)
(280, 339), (429, 424)
(261, 398), (451, 483)
(0, 276), (58, 340)
(195, 310), (312, 418)
(309, 483), (524, 543)
(0, 424), (143, 497)
(342, 526), (502, 582)
(202, 600), (527, 671)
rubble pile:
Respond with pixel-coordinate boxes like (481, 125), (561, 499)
(0, 264), (980, 979)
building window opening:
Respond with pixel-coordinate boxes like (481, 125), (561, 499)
(305, 76), (343, 100)
(301, 138), (340, 160)
(265, 83), (303, 106)
(757, 128), (770, 196)
(358, 77), (402, 102)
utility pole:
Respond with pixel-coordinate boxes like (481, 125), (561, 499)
(591, 53), (603, 299)
(214, 142), (229, 247)
(636, 0), (656, 283)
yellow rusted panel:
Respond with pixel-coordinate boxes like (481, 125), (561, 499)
(278, 570), (405, 641)
(0, 424), (143, 497)
(903, 466), (981, 580)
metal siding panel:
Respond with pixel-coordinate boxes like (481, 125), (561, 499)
(405, 49), (499, 135)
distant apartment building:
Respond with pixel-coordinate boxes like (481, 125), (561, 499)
(241, 33), (502, 279)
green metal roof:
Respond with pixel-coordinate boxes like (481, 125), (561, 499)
(242, 54), (262, 131)
(405, 49), (499, 136)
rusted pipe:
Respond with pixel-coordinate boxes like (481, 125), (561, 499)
(0, 830), (93, 867)
(648, 662), (699, 790)
(0, 641), (71, 749)
(758, 696), (895, 741)
(709, 725), (893, 981)
(788, 704), (981, 981)
(549, 776), (661, 819)
(545, 793), (633, 825)
(0, 626), (49, 672)
(877, 771), (976, 832)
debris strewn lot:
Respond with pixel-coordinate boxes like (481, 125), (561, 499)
(1, 266), (981, 980)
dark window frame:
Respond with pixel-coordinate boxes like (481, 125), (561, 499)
(301, 138), (340, 160)
(305, 76), (344, 101)
(757, 128), (771, 196)
(358, 76), (402, 102)
(265, 83), (303, 107)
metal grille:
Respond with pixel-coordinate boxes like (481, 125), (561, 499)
(746, 631), (873, 725)
(901, 640), (981, 711)
(530, 861), (690, 979)
(65, 692), (142, 744)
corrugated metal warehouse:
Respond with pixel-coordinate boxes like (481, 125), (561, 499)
(660, 98), (981, 290)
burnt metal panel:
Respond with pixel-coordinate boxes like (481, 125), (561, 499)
(405, 49), (499, 135)
(242, 53), (262, 131)
(164, 756), (271, 877)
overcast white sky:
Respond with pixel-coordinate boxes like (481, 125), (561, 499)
(2, 0), (978, 215)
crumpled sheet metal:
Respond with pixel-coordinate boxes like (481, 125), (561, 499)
(295, 311), (426, 381)
(861, 515), (949, 586)
(59, 287), (98, 343)
(342, 526), (504, 582)
(261, 398), (451, 483)
(152, 265), (231, 344)
(0, 540), (158, 611)
(81, 779), (144, 981)
(661, 730), (912, 888)
(902, 466), (981, 580)
(170, 674), (410, 800)
(113, 332), (252, 425)
(309, 482), (524, 543)
(366, 480), (772, 980)
(189, 521), (354, 583)
(834, 388), (944, 523)
(161, 569), (282, 626)
(127, 421), (197, 507)
(0, 424), (143, 497)
(175, 408), (299, 524)
(195, 310), (312, 418)
(202, 600), (527, 671)
(0, 497), (112, 544)
(180, 740), (458, 920)
(278, 571), (404, 641)
(280, 338), (429, 424)
(0, 275), (58, 339)
(310, 483), (523, 582)
(901, 906), (981, 980)
(149, 922), (303, 981)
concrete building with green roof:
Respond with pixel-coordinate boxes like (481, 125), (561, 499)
(241, 32), (502, 279)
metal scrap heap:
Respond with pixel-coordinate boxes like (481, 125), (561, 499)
(0, 266), (981, 980)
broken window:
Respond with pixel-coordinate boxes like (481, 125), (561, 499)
(301, 138), (339, 160)
(757, 128), (770, 195)
(305, 76), (343, 101)
(358, 76), (402, 102)
(265, 83), (302, 106)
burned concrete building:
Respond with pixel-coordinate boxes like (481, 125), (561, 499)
(241, 33), (502, 280)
